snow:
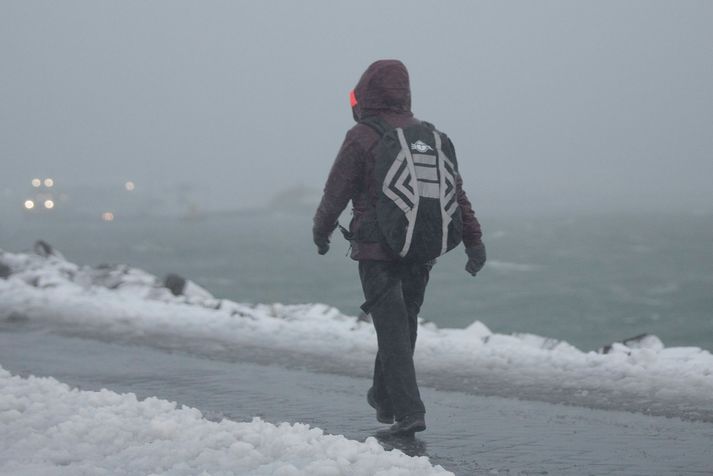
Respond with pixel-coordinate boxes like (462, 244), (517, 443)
(0, 366), (452, 476)
(1, 246), (712, 412)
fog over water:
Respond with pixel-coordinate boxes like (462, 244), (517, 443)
(1, 1), (712, 216)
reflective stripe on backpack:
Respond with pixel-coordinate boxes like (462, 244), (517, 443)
(362, 117), (463, 262)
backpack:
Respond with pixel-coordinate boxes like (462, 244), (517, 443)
(361, 117), (463, 262)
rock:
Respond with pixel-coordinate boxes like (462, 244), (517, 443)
(598, 333), (658, 354)
(0, 262), (11, 279)
(163, 273), (187, 296)
(33, 240), (54, 257)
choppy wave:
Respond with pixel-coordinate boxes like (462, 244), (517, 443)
(486, 260), (539, 272)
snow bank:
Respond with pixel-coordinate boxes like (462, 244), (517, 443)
(1, 247), (712, 414)
(0, 366), (452, 476)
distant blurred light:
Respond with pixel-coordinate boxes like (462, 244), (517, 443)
(125, 181), (135, 192)
(24, 200), (35, 210)
(31, 179), (41, 187)
(44, 200), (55, 209)
(102, 212), (115, 222)
(44, 178), (54, 188)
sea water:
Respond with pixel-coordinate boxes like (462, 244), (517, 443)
(1, 210), (711, 352)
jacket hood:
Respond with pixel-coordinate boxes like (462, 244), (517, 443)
(352, 59), (412, 121)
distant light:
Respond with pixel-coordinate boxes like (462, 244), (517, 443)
(44, 178), (54, 188)
(102, 212), (115, 222)
(44, 199), (55, 209)
(31, 179), (41, 187)
(125, 181), (135, 192)
(24, 200), (35, 210)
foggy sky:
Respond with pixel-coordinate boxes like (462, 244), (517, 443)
(2, 1), (712, 215)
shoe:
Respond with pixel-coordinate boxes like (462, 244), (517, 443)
(384, 413), (426, 436)
(367, 387), (394, 424)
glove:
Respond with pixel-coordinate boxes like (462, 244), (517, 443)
(465, 242), (486, 276)
(314, 235), (330, 255)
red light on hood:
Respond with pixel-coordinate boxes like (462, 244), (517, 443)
(349, 89), (358, 108)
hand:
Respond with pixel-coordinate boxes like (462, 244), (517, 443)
(465, 242), (486, 276)
(314, 236), (330, 255)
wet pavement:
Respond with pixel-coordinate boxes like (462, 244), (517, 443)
(1, 327), (712, 475)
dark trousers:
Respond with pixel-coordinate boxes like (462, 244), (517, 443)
(359, 260), (430, 420)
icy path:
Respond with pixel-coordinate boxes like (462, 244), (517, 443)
(1, 328), (711, 475)
(2, 247), (712, 422)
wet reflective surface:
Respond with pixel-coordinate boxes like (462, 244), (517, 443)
(7, 315), (711, 423)
(1, 327), (712, 475)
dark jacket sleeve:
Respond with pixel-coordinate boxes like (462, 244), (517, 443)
(313, 130), (364, 241)
(446, 137), (483, 248)
(456, 174), (483, 247)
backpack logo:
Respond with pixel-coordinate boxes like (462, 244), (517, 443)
(410, 140), (433, 153)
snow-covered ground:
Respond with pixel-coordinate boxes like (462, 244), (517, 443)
(0, 366), (451, 476)
(1, 245), (712, 419)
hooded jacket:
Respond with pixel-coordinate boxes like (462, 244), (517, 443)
(313, 60), (482, 261)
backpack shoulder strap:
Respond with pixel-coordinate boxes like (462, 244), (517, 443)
(358, 116), (392, 137)
(420, 120), (436, 130)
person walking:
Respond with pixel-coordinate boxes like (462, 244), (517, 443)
(313, 59), (486, 436)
